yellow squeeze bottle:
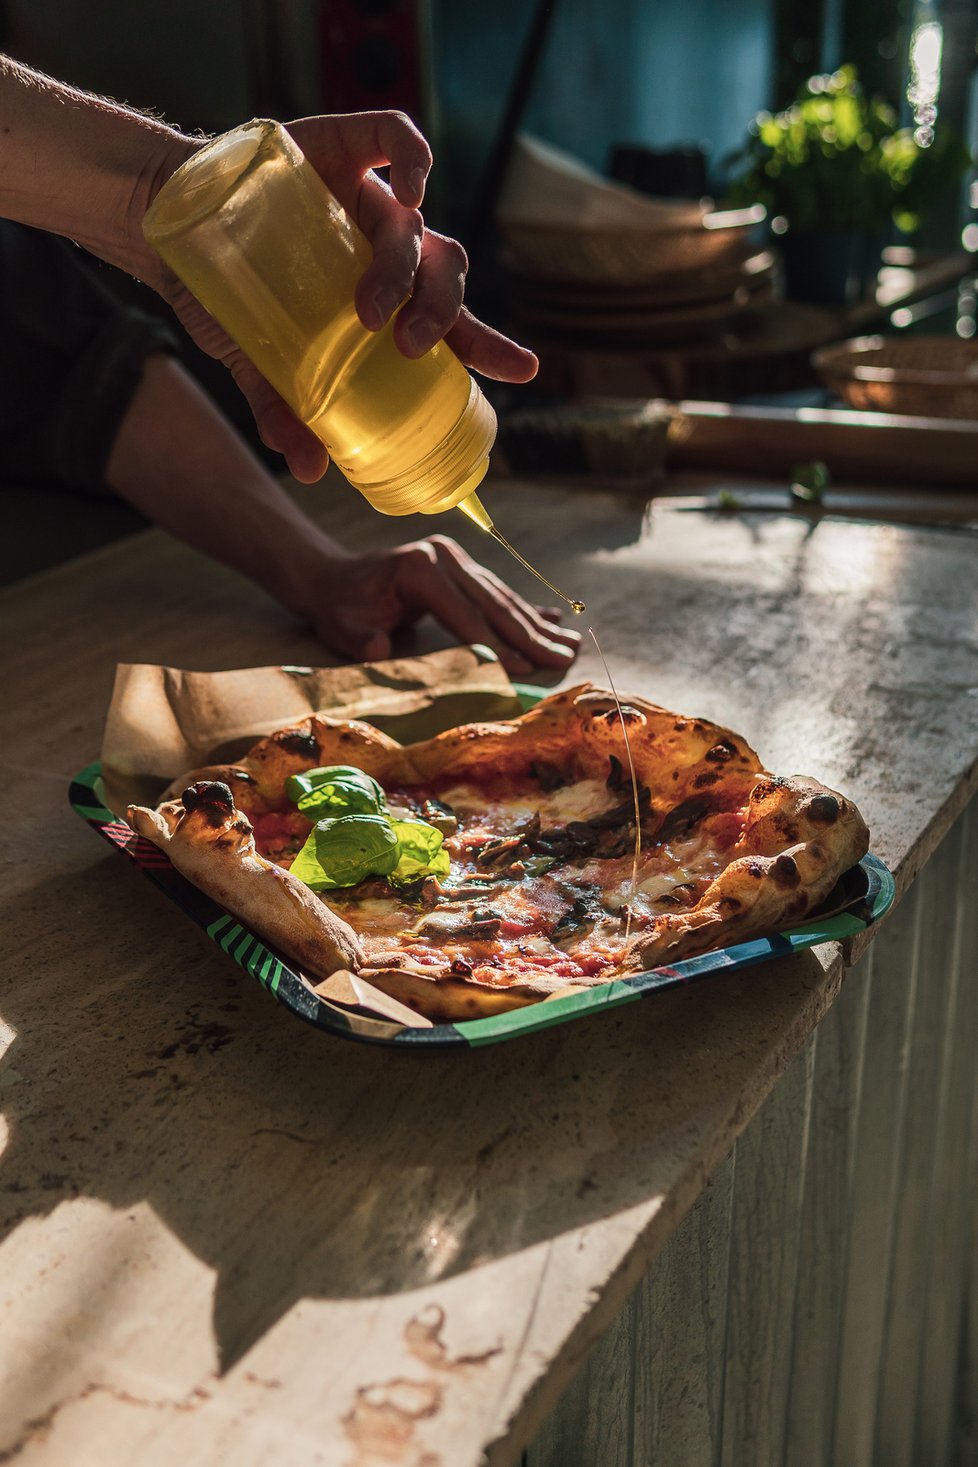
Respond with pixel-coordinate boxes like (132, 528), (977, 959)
(143, 120), (584, 613)
(143, 119), (496, 519)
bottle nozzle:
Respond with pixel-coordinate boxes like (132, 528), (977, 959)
(457, 491), (494, 533)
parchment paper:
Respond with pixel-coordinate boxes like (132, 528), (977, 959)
(100, 644), (521, 814)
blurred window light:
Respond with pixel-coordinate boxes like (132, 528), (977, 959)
(962, 222), (978, 251)
(907, 21), (943, 144)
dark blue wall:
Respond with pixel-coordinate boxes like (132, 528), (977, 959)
(430, 0), (775, 234)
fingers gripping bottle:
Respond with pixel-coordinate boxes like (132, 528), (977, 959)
(142, 119), (495, 517)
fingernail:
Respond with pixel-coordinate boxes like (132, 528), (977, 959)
(404, 319), (438, 356)
(409, 166), (427, 201)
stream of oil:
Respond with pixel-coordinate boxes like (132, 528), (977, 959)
(456, 495), (641, 948)
(487, 526), (586, 615)
(587, 625), (643, 948)
(456, 494), (585, 614)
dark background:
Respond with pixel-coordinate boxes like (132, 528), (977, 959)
(2, 0), (976, 579)
(4, 0), (976, 251)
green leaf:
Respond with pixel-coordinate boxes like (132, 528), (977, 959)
(285, 765), (386, 819)
(388, 818), (451, 888)
(721, 61), (970, 236)
(790, 459), (830, 503)
(290, 813), (400, 890)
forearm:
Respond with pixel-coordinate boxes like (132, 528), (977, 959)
(105, 354), (349, 618)
(0, 55), (191, 284)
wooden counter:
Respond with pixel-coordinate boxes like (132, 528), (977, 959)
(1, 476), (976, 1466)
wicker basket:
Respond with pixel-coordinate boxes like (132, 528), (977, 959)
(812, 334), (978, 419)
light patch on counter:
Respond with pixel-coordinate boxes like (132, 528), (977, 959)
(0, 1198), (219, 1411)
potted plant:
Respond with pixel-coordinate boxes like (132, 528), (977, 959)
(725, 64), (971, 304)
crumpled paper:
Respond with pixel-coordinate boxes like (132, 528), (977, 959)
(100, 644), (521, 814)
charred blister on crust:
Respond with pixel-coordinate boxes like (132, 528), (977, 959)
(181, 781), (235, 828)
(694, 771), (721, 788)
(705, 740), (738, 764)
(591, 704), (645, 729)
(771, 853), (801, 888)
(750, 776), (788, 802)
(275, 730), (319, 757)
(807, 793), (841, 824)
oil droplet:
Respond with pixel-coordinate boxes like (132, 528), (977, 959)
(571, 600), (586, 615)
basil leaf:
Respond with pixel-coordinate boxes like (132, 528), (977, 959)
(388, 817), (451, 888)
(295, 777), (383, 819)
(290, 812), (399, 890)
(286, 765), (386, 818)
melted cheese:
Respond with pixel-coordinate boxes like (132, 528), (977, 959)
(437, 777), (611, 830)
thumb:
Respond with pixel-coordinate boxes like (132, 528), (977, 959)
(361, 629), (392, 662)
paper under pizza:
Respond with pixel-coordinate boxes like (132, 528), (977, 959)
(125, 684), (870, 1022)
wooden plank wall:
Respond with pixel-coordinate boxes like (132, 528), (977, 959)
(525, 802), (978, 1467)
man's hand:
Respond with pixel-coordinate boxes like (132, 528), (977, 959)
(0, 59), (536, 481)
(297, 535), (581, 677)
(142, 111), (538, 482)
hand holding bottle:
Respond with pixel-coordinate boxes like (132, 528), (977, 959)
(0, 57), (537, 483)
(145, 110), (538, 484)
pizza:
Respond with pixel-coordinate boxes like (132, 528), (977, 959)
(125, 684), (870, 1022)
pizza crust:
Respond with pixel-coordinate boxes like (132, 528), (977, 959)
(626, 774), (868, 970)
(127, 780), (363, 976)
(128, 685), (870, 1023)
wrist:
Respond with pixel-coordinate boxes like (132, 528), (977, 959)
(267, 523), (358, 627)
(122, 130), (198, 290)
(0, 56), (196, 286)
